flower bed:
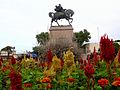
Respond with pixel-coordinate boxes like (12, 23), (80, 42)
(0, 35), (120, 90)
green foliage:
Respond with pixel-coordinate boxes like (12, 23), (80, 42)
(32, 46), (45, 55)
(114, 42), (120, 55)
(22, 66), (44, 89)
(116, 68), (120, 77)
(36, 32), (49, 45)
(95, 61), (108, 79)
(94, 86), (102, 90)
(22, 67), (44, 84)
(74, 29), (91, 47)
(0, 66), (10, 90)
(33, 32), (49, 55)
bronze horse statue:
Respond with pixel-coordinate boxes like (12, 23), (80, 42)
(49, 9), (74, 26)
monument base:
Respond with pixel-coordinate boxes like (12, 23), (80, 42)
(49, 25), (73, 47)
(46, 25), (80, 57)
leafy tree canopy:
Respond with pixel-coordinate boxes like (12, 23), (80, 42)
(114, 42), (120, 55)
(74, 29), (91, 47)
(33, 32), (49, 55)
(1, 46), (15, 53)
(36, 32), (49, 45)
(114, 40), (120, 42)
(32, 46), (46, 56)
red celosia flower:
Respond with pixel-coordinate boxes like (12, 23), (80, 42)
(46, 83), (52, 89)
(100, 34), (115, 63)
(9, 69), (22, 90)
(0, 56), (3, 63)
(10, 55), (16, 65)
(24, 83), (32, 87)
(87, 55), (91, 64)
(98, 78), (108, 87)
(84, 63), (94, 78)
(41, 77), (51, 83)
(79, 57), (83, 64)
(42, 62), (48, 67)
(60, 59), (64, 67)
(93, 47), (98, 65)
(117, 48), (120, 63)
(83, 60), (87, 65)
(0, 57), (3, 67)
(47, 49), (53, 64)
(2, 64), (13, 72)
(112, 77), (120, 86)
(0, 62), (2, 67)
(112, 81), (120, 86)
(2, 66), (8, 72)
(67, 77), (75, 82)
(79, 58), (84, 69)
(114, 77), (120, 81)
(80, 65), (84, 69)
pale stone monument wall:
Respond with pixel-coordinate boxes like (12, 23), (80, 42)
(49, 25), (73, 46)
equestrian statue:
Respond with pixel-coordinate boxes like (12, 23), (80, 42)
(49, 4), (74, 26)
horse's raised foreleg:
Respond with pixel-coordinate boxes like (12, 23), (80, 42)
(67, 19), (72, 26)
(70, 18), (73, 23)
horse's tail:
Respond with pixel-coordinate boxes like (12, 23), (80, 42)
(49, 12), (54, 18)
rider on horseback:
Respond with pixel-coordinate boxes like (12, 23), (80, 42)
(54, 4), (67, 19)
(49, 4), (74, 26)
(54, 4), (65, 12)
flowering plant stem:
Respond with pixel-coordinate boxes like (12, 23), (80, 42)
(106, 62), (111, 83)
(102, 86), (105, 90)
(87, 78), (90, 90)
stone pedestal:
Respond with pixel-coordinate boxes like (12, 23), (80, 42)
(48, 25), (74, 47)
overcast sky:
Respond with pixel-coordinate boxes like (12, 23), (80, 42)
(0, 0), (120, 53)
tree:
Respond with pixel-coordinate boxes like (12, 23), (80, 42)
(1, 46), (15, 59)
(114, 40), (120, 42)
(32, 46), (46, 56)
(36, 32), (49, 45)
(32, 46), (39, 55)
(114, 42), (120, 55)
(33, 32), (49, 56)
(74, 29), (91, 47)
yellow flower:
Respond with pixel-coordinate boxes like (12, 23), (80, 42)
(51, 55), (61, 72)
(63, 49), (76, 75)
(21, 55), (35, 68)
